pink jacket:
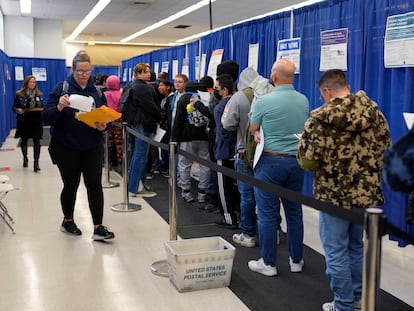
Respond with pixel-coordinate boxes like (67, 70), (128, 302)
(104, 75), (121, 112)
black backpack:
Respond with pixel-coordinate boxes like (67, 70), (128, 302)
(120, 83), (134, 123)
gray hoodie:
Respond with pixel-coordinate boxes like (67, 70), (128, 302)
(222, 67), (273, 152)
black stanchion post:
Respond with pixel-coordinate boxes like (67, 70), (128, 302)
(150, 141), (178, 277)
(362, 207), (384, 311)
(102, 130), (119, 188)
(111, 122), (141, 212)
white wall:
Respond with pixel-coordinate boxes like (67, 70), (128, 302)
(64, 43), (85, 67)
(4, 16), (34, 57)
(0, 10), (4, 51)
(34, 19), (63, 58)
(4, 16), (64, 59)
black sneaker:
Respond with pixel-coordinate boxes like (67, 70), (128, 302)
(60, 220), (82, 235)
(214, 218), (238, 230)
(199, 203), (221, 213)
(92, 225), (115, 241)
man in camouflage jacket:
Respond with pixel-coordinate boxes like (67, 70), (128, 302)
(297, 69), (391, 311)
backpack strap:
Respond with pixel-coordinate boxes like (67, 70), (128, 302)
(61, 81), (69, 95)
(242, 87), (254, 104)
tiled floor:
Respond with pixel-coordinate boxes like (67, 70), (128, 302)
(0, 132), (413, 310)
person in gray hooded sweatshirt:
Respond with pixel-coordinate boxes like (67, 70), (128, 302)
(222, 67), (274, 247)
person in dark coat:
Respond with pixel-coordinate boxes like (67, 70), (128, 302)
(13, 75), (44, 172)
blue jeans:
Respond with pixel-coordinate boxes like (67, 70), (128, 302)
(319, 212), (363, 311)
(128, 125), (150, 194)
(236, 157), (257, 237)
(254, 155), (304, 266)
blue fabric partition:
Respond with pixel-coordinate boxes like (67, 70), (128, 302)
(118, 0), (414, 243)
(92, 65), (120, 78)
(10, 57), (67, 129)
(0, 50), (14, 144)
(0, 53), (66, 145)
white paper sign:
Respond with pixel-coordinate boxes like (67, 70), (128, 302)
(320, 28), (348, 71)
(384, 12), (414, 68)
(69, 94), (94, 112)
(207, 49), (224, 80)
(277, 38), (301, 74)
(32, 67), (47, 81)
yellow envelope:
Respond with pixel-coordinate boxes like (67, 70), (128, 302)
(76, 105), (121, 128)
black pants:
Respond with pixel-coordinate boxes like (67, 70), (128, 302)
(217, 159), (240, 225)
(52, 142), (104, 225)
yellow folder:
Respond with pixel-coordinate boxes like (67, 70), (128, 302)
(76, 105), (121, 128)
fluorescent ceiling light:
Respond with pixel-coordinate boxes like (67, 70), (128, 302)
(20, 0), (31, 14)
(176, 0), (324, 43)
(120, 0), (216, 43)
(67, 0), (111, 41)
(66, 39), (180, 47)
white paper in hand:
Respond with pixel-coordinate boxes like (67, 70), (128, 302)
(197, 91), (211, 107)
(403, 112), (414, 130)
(69, 94), (94, 112)
(253, 127), (264, 169)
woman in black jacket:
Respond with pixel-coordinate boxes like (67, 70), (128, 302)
(13, 75), (44, 172)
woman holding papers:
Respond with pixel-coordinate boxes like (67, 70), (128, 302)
(42, 50), (115, 242)
(12, 75), (44, 172)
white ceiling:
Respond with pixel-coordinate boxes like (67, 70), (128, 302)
(0, 0), (312, 45)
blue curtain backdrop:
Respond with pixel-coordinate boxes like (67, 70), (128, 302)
(0, 53), (66, 144)
(121, 0), (414, 243)
(92, 65), (120, 78)
(10, 57), (67, 129)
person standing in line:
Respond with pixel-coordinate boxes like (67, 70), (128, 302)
(13, 75), (44, 172)
(212, 74), (240, 229)
(42, 50), (115, 241)
(248, 59), (309, 276)
(222, 67), (274, 246)
(157, 80), (174, 175)
(168, 74), (188, 186)
(194, 75), (222, 211)
(171, 81), (210, 203)
(104, 75), (123, 172)
(127, 63), (161, 198)
(297, 69), (391, 311)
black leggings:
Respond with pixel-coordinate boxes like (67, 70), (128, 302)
(53, 142), (104, 225)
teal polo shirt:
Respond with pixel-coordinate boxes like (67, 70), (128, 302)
(250, 84), (309, 155)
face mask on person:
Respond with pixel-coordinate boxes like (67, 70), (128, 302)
(213, 89), (222, 100)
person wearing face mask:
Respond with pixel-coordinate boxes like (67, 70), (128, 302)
(193, 61), (240, 212)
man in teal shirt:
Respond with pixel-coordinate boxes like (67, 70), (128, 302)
(248, 59), (309, 276)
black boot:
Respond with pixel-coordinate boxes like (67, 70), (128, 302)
(21, 145), (28, 168)
(34, 144), (41, 172)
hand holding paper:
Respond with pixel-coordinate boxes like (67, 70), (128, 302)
(76, 106), (121, 128)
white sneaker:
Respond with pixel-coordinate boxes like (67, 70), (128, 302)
(233, 232), (256, 247)
(322, 301), (361, 311)
(136, 186), (157, 198)
(322, 302), (338, 311)
(289, 257), (304, 273)
(248, 258), (277, 276)
(182, 191), (194, 203)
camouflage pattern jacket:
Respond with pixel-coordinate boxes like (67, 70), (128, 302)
(297, 90), (391, 209)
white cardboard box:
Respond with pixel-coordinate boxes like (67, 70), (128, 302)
(164, 236), (236, 292)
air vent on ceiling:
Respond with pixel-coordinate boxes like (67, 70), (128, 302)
(174, 25), (191, 29)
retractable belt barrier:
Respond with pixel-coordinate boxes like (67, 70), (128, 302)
(126, 125), (414, 245)
(126, 124), (413, 309)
